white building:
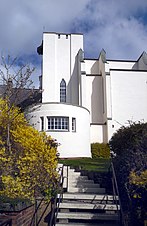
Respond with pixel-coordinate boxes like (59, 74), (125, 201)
(28, 32), (147, 158)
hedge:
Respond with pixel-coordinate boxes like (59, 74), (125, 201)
(91, 143), (110, 159)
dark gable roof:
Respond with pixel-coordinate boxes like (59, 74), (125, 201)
(0, 85), (41, 111)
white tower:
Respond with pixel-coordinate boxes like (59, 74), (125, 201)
(29, 32), (91, 158)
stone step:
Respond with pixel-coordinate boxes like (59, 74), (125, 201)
(59, 202), (120, 211)
(68, 183), (100, 188)
(68, 175), (88, 180)
(70, 179), (94, 184)
(57, 212), (119, 221)
(68, 171), (81, 176)
(56, 223), (119, 226)
(68, 168), (75, 172)
(68, 187), (105, 193)
(61, 193), (119, 201)
(56, 166), (120, 226)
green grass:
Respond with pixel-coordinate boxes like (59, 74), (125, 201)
(59, 157), (111, 172)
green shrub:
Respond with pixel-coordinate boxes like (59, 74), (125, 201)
(109, 122), (147, 226)
(91, 143), (110, 159)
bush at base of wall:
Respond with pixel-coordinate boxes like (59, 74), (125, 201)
(91, 143), (110, 159)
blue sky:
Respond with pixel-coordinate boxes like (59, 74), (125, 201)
(0, 0), (147, 87)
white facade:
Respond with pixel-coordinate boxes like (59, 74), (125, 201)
(28, 32), (147, 158)
(28, 103), (90, 158)
(42, 33), (83, 105)
(106, 61), (147, 140)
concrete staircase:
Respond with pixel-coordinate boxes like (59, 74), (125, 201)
(55, 165), (120, 226)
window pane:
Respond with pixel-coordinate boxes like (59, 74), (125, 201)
(72, 118), (76, 132)
(60, 79), (66, 102)
(48, 118), (51, 129)
(40, 117), (44, 131)
(47, 117), (69, 131)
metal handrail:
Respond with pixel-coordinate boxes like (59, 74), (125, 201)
(30, 197), (44, 226)
(111, 160), (128, 226)
(36, 199), (51, 226)
(49, 164), (65, 226)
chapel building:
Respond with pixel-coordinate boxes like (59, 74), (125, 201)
(28, 32), (147, 157)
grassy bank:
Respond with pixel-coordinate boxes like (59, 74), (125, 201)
(59, 157), (111, 172)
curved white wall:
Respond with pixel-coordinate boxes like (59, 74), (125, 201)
(27, 103), (91, 158)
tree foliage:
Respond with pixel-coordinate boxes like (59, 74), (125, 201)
(109, 122), (147, 225)
(0, 98), (59, 200)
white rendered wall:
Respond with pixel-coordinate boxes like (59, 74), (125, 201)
(56, 34), (71, 102)
(70, 35), (83, 105)
(42, 33), (56, 102)
(107, 70), (147, 140)
(105, 60), (136, 73)
(98, 53), (108, 143)
(84, 75), (104, 124)
(106, 75), (112, 119)
(83, 57), (107, 143)
(42, 33), (83, 104)
(90, 125), (103, 143)
(83, 59), (104, 123)
(27, 103), (91, 158)
(84, 59), (99, 74)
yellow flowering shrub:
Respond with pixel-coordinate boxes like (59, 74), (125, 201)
(0, 98), (59, 200)
(129, 170), (147, 188)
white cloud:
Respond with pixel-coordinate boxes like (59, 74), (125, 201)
(84, 16), (147, 59)
(0, 0), (147, 71)
(73, 0), (147, 59)
(0, 0), (90, 56)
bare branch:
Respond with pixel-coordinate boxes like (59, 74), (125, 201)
(0, 55), (37, 107)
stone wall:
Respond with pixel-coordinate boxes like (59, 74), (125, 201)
(0, 204), (34, 226)
(0, 200), (52, 226)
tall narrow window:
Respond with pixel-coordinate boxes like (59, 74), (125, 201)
(40, 117), (44, 131)
(72, 118), (76, 132)
(60, 79), (66, 103)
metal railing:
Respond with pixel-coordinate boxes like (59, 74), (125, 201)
(49, 164), (66, 226)
(29, 164), (67, 226)
(49, 162), (129, 226)
(111, 160), (128, 226)
(30, 197), (52, 226)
